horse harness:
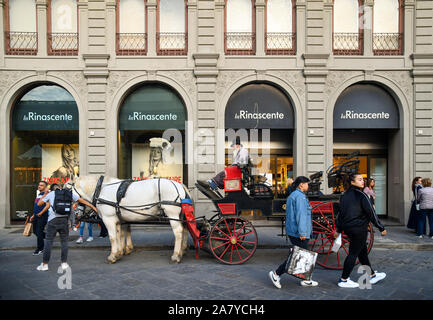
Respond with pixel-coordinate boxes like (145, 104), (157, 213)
(89, 176), (185, 224)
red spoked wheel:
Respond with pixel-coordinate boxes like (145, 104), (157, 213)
(209, 216), (258, 265)
(308, 201), (374, 270)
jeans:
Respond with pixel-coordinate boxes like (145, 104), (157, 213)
(79, 222), (93, 237)
(275, 236), (309, 276)
(33, 215), (48, 252)
(341, 227), (373, 280)
(417, 209), (433, 237)
(43, 217), (69, 264)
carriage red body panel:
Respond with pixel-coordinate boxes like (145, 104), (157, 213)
(224, 166), (242, 180)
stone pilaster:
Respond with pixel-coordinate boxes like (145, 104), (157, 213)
(255, 0), (265, 56)
(146, 0), (157, 56)
(36, 0), (48, 57)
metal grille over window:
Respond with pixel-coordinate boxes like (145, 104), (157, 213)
(265, 32), (296, 55)
(373, 33), (402, 55)
(333, 33), (363, 55)
(6, 32), (38, 55)
(157, 32), (187, 55)
(225, 32), (256, 55)
(117, 33), (147, 55)
(48, 33), (78, 55)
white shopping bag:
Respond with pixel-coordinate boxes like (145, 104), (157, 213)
(331, 234), (342, 253)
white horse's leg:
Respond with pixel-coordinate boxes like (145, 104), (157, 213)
(168, 218), (184, 264)
(115, 222), (124, 260)
(102, 214), (120, 264)
(181, 226), (189, 257)
(124, 224), (134, 255)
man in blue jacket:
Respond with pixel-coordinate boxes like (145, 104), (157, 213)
(269, 176), (318, 288)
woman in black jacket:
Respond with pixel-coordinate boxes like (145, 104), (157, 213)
(407, 177), (424, 232)
(335, 173), (387, 288)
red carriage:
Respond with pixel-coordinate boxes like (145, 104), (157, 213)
(191, 151), (374, 268)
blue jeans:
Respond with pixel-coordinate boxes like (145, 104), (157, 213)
(80, 222), (93, 237)
(417, 209), (433, 237)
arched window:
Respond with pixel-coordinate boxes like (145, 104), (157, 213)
(48, 0), (78, 55)
(333, 0), (363, 55)
(265, 0), (296, 55)
(4, 0), (37, 55)
(225, 0), (255, 55)
(373, 0), (403, 55)
(11, 84), (79, 222)
(157, 0), (187, 55)
(116, 0), (147, 55)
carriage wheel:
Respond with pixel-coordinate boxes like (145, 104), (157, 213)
(209, 216), (258, 265)
(308, 201), (374, 270)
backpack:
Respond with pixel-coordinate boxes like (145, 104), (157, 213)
(53, 189), (73, 215)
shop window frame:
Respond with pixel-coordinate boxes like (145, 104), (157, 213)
(3, 0), (38, 55)
(264, 0), (296, 56)
(224, 0), (256, 56)
(116, 0), (148, 56)
(372, 0), (404, 56)
(47, 0), (79, 56)
(156, 0), (188, 56)
(332, 0), (364, 56)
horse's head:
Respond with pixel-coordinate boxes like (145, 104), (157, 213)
(66, 175), (98, 203)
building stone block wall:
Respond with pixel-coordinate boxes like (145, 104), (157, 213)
(0, 0), (432, 227)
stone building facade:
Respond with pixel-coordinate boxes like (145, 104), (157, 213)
(0, 0), (432, 228)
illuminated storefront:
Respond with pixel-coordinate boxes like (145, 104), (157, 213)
(10, 84), (79, 222)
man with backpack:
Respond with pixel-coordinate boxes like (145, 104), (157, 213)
(36, 184), (98, 271)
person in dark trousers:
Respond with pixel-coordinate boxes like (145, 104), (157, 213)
(407, 177), (424, 232)
(29, 181), (50, 255)
(35, 186), (98, 271)
(417, 178), (433, 239)
(335, 173), (387, 288)
(269, 176), (319, 288)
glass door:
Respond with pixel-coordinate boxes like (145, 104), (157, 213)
(369, 157), (387, 216)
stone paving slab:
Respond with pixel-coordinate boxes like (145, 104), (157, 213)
(0, 248), (432, 300)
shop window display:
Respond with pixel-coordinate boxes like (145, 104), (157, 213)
(11, 84), (79, 222)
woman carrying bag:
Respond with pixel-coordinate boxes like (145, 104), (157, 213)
(334, 173), (387, 288)
(407, 177), (424, 233)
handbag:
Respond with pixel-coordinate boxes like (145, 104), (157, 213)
(284, 245), (318, 282)
(331, 234), (342, 253)
(23, 217), (33, 237)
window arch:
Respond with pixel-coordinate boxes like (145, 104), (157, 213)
(225, 0), (256, 55)
(265, 0), (296, 55)
(47, 0), (79, 55)
(4, 0), (37, 55)
(157, 0), (188, 55)
(333, 0), (364, 55)
(373, 0), (403, 55)
(11, 84), (79, 222)
(116, 0), (147, 55)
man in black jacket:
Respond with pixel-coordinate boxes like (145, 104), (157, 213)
(334, 173), (387, 288)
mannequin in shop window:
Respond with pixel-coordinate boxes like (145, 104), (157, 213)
(146, 137), (172, 179)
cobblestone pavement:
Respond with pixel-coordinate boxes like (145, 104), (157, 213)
(0, 247), (432, 300)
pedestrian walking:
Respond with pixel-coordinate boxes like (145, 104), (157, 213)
(29, 181), (50, 255)
(335, 173), (387, 288)
(269, 176), (319, 288)
(35, 185), (97, 271)
(407, 177), (424, 232)
(76, 221), (93, 243)
(363, 178), (376, 207)
(416, 178), (433, 239)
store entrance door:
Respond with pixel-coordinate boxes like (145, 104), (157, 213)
(369, 157), (387, 216)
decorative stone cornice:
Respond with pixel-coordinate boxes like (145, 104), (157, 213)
(35, 0), (48, 8)
(303, 53), (330, 68)
(411, 53), (433, 68)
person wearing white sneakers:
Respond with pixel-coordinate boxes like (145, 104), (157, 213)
(36, 184), (97, 272)
(269, 176), (319, 288)
(334, 173), (387, 289)
(76, 221), (93, 244)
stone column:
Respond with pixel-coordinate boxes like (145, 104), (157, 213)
(215, 0), (225, 56)
(255, 0), (265, 56)
(404, 0), (415, 59)
(146, 0), (157, 56)
(77, 0), (89, 59)
(106, 0), (116, 63)
(0, 0), (5, 66)
(36, 0), (48, 56)
(363, 0), (374, 56)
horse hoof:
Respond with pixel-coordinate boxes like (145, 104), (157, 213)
(125, 248), (134, 255)
(171, 256), (181, 264)
(107, 257), (116, 264)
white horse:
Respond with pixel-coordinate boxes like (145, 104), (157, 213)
(68, 175), (191, 264)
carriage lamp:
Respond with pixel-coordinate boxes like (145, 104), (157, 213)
(224, 179), (241, 191)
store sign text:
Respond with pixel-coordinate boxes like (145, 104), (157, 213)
(340, 110), (390, 120)
(23, 112), (73, 121)
(234, 110), (285, 120)
(128, 112), (178, 121)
